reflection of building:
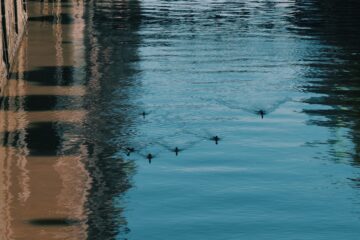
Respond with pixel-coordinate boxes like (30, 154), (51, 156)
(83, 1), (140, 239)
(291, 0), (360, 165)
(0, 0), (27, 80)
(1, 0), (139, 239)
(0, 1), (90, 239)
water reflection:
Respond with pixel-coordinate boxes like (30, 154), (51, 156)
(0, 0), (136, 239)
(28, 218), (82, 226)
(118, 1), (360, 239)
(1, 0), (360, 239)
(1, 1), (88, 239)
(12, 66), (79, 86)
(83, 0), (141, 239)
(289, 1), (360, 165)
(29, 14), (75, 25)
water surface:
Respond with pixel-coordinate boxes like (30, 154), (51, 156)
(1, 0), (360, 239)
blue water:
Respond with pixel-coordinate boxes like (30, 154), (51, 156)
(1, 0), (360, 239)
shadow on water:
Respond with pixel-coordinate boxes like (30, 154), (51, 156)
(27, 218), (81, 226)
(10, 66), (79, 86)
(289, 1), (360, 166)
(288, 0), (360, 47)
(0, 123), (63, 156)
(0, 0), (140, 239)
(0, 95), (83, 111)
(82, 0), (142, 239)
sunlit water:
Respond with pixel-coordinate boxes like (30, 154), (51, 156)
(1, 0), (360, 239)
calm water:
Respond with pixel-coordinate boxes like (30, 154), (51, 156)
(1, 0), (360, 239)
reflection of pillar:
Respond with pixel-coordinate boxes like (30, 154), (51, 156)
(0, 29), (29, 208)
(10, 37), (30, 205)
(70, 0), (86, 85)
(86, 0), (101, 91)
(41, 0), (49, 16)
(0, 146), (16, 240)
(54, 0), (63, 70)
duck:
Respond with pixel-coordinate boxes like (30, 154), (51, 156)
(174, 147), (180, 156)
(125, 147), (135, 156)
(211, 136), (220, 145)
(259, 110), (265, 119)
(147, 153), (153, 164)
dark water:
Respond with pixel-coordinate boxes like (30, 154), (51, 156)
(1, 0), (360, 239)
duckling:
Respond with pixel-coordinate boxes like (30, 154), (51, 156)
(125, 147), (135, 156)
(147, 153), (153, 164)
(211, 136), (220, 145)
(259, 110), (265, 119)
(174, 147), (180, 156)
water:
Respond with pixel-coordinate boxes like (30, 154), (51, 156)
(1, 0), (360, 239)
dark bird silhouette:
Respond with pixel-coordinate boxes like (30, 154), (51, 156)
(183, 129), (222, 145)
(211, 136), (220, 145)
(156, 139), (201, 156)
(259, 110), (265, 119)
(147, 153), (153, 164)
(214, 97), (290, 119)
(174, 147), (180, 156)
(140, 109), (157, 119)
(157, 144), (181, 156)
(137, 149), (159, 163)
(125, 147), (135, 156)
(132, 138), (163, 162)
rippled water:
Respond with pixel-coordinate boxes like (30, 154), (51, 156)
(1, 0), (360, 239)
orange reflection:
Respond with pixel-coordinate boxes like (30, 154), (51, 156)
(0, 148), (90, 240)
(3, 80), (86, 97)
(0, 0), (91, 239)
(0, 110), (86, 132)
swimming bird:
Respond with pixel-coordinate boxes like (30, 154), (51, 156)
(156, 138), (201, 156)
(213, 97), (291, 119)
(174, 147), (180, 156)
(259, 110), (265, 119)
(125, 147), (135, 156)
(182, 129), (222, 145)
(147, 153), (153, 164)
(211, 136), (220, 145)
(140, 109), (157, 119)
(157, 144), (181, 156)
